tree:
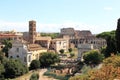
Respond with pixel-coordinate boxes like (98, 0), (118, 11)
(68, 48), (72, 53)
(39, 52), (60, 67)
(4, 59), (28, 78)
(2, 40), (12, 57)
(40, 33), (59, 39)
(0, 64), (5, 80)
(70, 53), (75, 58)
(59, 49), (64, 54)
(30, 73), (39, 80)
(70, 55), (120, 80)
(103, 55), (120, 67)
(96, 30), (117, 57)
(105, 36), (116, 57)
(88, 65), (120, 80)
(116, 18), (120, 53)
(100, 47), (106, 55)
(0, 51), (5, 62)
(83, 50), (104, 65)
(88, 55), (120, 79)
(30, 60), (40, 70)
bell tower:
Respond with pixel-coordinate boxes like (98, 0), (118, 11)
(29, 20), (36, 44)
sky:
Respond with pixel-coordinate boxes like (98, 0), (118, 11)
(0, 0), (120, 34)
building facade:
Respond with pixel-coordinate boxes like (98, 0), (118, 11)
(49, 38), (69, 53)
(8, 40), (47, 67)
(35, 36), (52, 49)
(60, 28), (75, 39)
(0, 33), (22, 42)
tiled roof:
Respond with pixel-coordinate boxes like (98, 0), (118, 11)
(0, 34), (17, 38)
(52, 38), (67, 41)
(28, 44), (46, 51)
(35, 36), (51, 41)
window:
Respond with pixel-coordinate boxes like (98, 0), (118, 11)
(16, 48), (19, 52)
(16, 55), (19, 58)
(28, 55), (31, 62)
(59, 42), (61, 45)
(24, 57), (27, 62)
(10, 56), (13, 58)
(1, 46), (3, 48)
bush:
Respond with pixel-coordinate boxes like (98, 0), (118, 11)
(44, 70), (69, 80)
(70, 53), (74, 57)
(59, 49), (64, 54)
(30, 60), (40, 70)
(103, 55), (120, 67)
(4, 59), (28, 78)
(30, 73), (39, 80)
(83, 50), (104, 65)
(39, 52), (60, 67)
(68, 48), (72, 53)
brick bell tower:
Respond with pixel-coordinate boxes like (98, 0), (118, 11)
(29, 20), (36, 44)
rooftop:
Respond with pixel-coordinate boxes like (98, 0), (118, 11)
(28, 44), (46, 51)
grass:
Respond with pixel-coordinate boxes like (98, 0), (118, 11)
(81, 65), (91, 74)
(64, 48), (78, 59)
(14, 70), (40, 80)
(44, 69), (70, 80)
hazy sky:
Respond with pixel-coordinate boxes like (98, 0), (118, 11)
(0, 0), (120, 34)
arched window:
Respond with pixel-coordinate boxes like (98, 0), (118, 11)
(16, 55), (19, 58)
(24, 57), (26, 62)
(28, 55), (31, 62)
(10, 56), (13, 58)
(16, 48), (19, 52)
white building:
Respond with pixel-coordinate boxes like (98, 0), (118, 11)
(50, 38), (69, 53)
(8, 40), (47, 67)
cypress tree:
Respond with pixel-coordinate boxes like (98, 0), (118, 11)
(116, 18), (120, 53)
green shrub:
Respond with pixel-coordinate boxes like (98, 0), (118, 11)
(30, 73), (39, 80)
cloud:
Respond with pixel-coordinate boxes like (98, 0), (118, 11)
(0, 20), (28, 32)
(104, 7), (113, 11)
(0, 20), (115, 34)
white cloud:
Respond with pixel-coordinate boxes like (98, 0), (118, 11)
(0, 20), (116, 34)
(0, 20), (28, 32)
(104, 7), (113, 11)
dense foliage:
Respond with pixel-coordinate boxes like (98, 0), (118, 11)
(96, 30), (117, 57)
(2, 40), (12, 57)
(103, 55), (120, 67)
(87, 56), (120, 80)
(39, 52), (60, 67)
(0, 51), (28, 79)
(40, 33), (59, 39)
(70, 53), (75, 58)
(30, 60), (40, 70)
(0, 64), (5, 80)
(68, 48), (72, 53)
(83, 50), (104, 65)
(4, 59), (28, 78)
(30, 73), (39, 80)
(0, 54), (29, 79)
(70, 55), (120, 80)
(0, 51), (5, 62)
(116, 18), (120, 53)
(59, 49), (64, 54)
